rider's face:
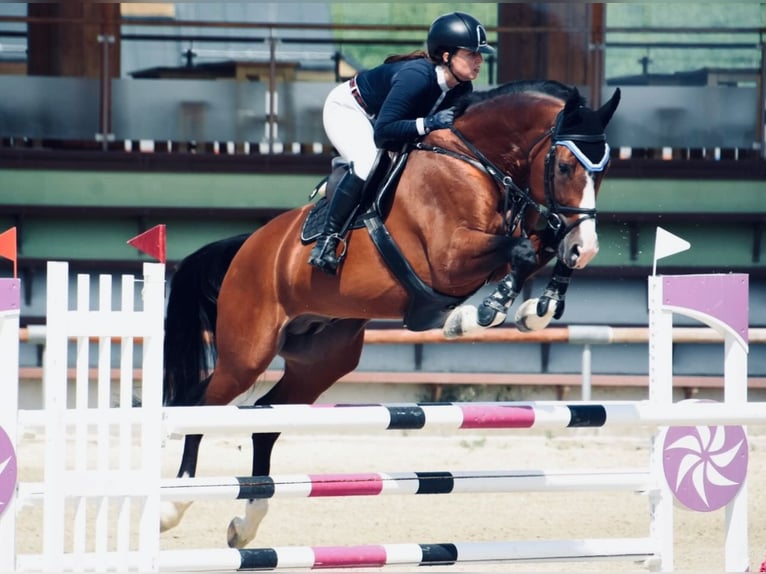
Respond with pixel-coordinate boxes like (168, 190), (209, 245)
(448, 49), (484, 82)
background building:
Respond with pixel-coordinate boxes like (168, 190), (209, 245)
(0, 3), (764, 394)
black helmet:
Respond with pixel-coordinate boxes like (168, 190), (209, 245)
(427, 12), (496, 59)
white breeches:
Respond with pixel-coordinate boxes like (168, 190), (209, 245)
(323, 81), (377, 180)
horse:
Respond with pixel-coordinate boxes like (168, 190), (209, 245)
(159, 80), (621, 547)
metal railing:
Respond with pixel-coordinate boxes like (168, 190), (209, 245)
(0, 16), (764, 155)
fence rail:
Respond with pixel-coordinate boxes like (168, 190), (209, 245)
(18, 325), (766, 345)
(0, 14), (763, 153)
(17, 325), (766, 401)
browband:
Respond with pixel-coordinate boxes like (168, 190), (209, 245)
(555, 139), (611, 172)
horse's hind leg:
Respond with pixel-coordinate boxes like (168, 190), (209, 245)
(160, 372), (231, 532)
(226, 319), (367, 548)
(161, 321), (283, 538)
(159, 434), (201, 532)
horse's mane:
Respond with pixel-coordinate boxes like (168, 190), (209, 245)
(453, 80), (585, 118)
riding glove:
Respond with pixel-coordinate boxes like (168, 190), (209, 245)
(424, 108), (455, 133)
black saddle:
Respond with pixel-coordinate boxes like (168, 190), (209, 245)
(300, 150), (404, 244)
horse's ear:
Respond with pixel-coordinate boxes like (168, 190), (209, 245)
(598, 88), (621, 127)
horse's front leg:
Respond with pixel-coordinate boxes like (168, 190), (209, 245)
(443, 237), (537, 339)
(515, 260), (573, 332)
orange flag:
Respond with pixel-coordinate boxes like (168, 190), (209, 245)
(127, 224), (166, 263)
(0, 227), (17, 278)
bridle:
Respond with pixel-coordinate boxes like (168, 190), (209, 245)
(542, 108), (609, 238)
(413, 107), (610, 247)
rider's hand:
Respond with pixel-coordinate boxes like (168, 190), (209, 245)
(424, 108), (455, 133)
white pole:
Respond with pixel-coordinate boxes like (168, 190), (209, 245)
(116, 273), (135, 565)
(138, 262), (166, 572)
(581, 343), (592, 401)
(42, 262), (69, 571)
(724, 330), (749, 572)
(647, 275), (674, 572)
(0, 278), (21, 573)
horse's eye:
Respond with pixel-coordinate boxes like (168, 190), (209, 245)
(558, 162), (574, 176)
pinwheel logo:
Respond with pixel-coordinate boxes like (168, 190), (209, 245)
(662, 424), (748, 512)
(0, 425), (17, 518)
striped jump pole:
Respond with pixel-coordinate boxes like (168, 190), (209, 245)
(17, 468), (651, 502)
(16, 538), (658, 572)
(159, 538), (658, 571)
(162, 400), (766, 436)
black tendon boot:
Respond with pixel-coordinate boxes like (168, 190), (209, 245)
(308, 169), (365, 275)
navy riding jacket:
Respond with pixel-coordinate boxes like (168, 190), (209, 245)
(353, 58), (473, 150)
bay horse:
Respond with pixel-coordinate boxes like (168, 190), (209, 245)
(159, 80), (621, 547)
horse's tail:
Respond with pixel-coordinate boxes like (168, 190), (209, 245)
(163, 233), (250, 407)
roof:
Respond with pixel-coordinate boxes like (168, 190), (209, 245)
(608, 67), (759, 87)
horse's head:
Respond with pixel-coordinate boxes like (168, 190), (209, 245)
(450, 81), (620, 271)
(539, 87), (621, 269)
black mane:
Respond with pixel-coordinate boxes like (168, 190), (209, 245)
(453, 80), (585, 118)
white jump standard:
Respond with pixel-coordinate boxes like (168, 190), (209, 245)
(0, 258), (759, 572)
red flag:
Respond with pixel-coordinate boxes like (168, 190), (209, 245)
(127, 224), (166, 263)
(0, 227), (17, 278)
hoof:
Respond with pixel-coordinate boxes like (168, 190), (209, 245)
(227, 517), (252, 549)
(443, 305), (473, 339)
(443, 304), (505, 339)
(160, 500), (192, 533)
(443, 307), (464, 339)
(515, 298), (555, 332)
(227, 499), (269, 549)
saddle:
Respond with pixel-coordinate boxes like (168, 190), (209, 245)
(300, 150), (402, 243)
(300, 149), (464, 332)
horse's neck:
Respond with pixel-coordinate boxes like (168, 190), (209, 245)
(456, 98), (560, 175)
(397, 137), (506, 234)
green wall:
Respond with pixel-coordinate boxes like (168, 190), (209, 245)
(0, 168), (762, 270)
(0, 169), (318, 209)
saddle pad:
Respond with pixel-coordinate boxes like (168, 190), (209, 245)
(300, 197), (366, 245)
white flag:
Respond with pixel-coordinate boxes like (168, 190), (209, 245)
(653, 226), (690, 275)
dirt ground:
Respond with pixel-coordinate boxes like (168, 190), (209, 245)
(15, 425), (766, 573)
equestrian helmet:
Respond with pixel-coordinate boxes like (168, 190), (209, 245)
(427, 12), (496, 59)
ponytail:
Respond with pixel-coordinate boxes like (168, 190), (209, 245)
(383, 50), (430, 64)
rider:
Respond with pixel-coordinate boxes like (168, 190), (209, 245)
(308, 11), (495, 275)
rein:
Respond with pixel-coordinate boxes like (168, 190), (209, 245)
(413, 123), (560, 239)
(413, 131), (550, 238)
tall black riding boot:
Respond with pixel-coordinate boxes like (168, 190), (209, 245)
(308, 169), (365, 275)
